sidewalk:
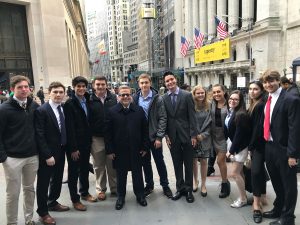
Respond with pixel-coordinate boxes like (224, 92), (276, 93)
(0, 140), (299, 225)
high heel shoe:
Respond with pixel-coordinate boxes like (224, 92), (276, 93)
(200, 186), (207, 197)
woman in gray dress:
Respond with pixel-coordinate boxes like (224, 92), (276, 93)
(192, 85), (212, 197)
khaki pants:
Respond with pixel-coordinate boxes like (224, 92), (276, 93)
(91, 136), (117, 194)
(2, 155), (39, 225)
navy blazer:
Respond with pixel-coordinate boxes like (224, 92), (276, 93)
(35, 102), (66, 160)
(224, 110), (251, 154)
(267, 89), (300, 158)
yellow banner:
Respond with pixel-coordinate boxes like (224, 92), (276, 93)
(194, 38), (230, 63)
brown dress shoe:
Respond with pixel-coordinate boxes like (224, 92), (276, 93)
(48, 203), (70, 212)
(40, 214), (56, 225)
(98, 191), (106, 201)
(73, 201), (87, 211)
(81, 194), (97, 202)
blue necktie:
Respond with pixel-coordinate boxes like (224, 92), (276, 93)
(57, 105), (67, 146)
(171, 93), (177, 108)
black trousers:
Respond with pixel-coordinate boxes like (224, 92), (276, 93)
(251, 149), (267, 197)
(36, 152), (65, 217)
(265, 142), (298, 220)
(116, 166), (144, 199)
(66, 148), (90, 203)
(142, 141), (169, 188)
(170, 138), (194, 192)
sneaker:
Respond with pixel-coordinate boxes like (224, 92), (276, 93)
(163, 186), (173, 198)
(230, 198), (247, 208)
(219, 180), (230, 198)
(81, 194), (97, 202)
(25, 221), (36, 225)
(144, 186), (154, 197)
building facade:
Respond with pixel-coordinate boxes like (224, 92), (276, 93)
(0, 0), (90, 90)
(86, 2), (110, 79)
(174, 0), (300, 89)
(107, 0), (130, 82)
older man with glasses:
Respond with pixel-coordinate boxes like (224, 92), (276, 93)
(105, 85), (149, 210)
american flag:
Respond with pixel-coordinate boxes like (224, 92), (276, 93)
(215, 16), (228, 40)
(194, 28), (205, 49)
(180, 36), (190, 57)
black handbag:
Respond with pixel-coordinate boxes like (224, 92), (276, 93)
(194, 143), (207, 158)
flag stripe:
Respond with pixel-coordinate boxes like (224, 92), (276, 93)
(194, 28), (204, 49)
(180, 36), (190, 57)
(215, 16), (228, 40)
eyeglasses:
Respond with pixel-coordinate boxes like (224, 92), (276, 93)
(118, 93), (131, 97)
(229, 98), (239, 102)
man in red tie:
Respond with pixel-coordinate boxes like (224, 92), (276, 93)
(261, 70), (300, 225)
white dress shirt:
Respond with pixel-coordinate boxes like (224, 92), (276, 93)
(266, 87), (282, 141)
(49, 99), (64, 130)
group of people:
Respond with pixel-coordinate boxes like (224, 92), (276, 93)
(0, 70), (299, 225)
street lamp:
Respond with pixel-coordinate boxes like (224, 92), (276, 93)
(250, 49), (263, 80)
(141, 3), (156, 77)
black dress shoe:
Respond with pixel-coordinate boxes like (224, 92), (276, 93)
(163, 186), (173, 198)
(115, 198), (125, 210)
(136, 197), (147, 207)
(186, 191), (194, 203)
(172, 191), (183, 201)
(270, 219), (295, 225)
(253, 210), (263, 223)
(263, 208), (281, 219)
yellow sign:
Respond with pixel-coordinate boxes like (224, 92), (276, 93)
(195, 38), (230, 63)
(141, 8), (156, 19)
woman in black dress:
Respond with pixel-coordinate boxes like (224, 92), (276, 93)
(248, 80), (267, 223)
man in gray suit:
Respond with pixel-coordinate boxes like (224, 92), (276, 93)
(162, 71), (197, 203)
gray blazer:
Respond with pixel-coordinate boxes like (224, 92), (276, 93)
(162, 88), (197, 143)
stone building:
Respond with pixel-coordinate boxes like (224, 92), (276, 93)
(0, 0), (90, 90)
(174, 0), (300, 89)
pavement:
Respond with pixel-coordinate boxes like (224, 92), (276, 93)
(0, 140), (299, 225)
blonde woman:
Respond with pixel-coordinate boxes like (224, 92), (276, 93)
(192, 85), (212, 197)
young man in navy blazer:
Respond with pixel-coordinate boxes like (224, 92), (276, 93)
(261, 70), (300, 225)
(35, 82), (70, 225)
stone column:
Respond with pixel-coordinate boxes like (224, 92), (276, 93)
(242, 0), (254, 28)
(217, 0), (227, 19)
(199, 0), (207, 35)
(228, 0), (239, 33)
(207, 0), (217, 40)
(185, 0), (193, 41)
(192, 0), (199, 30)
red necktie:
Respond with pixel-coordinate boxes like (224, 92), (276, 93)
(264, 96), (272, 141)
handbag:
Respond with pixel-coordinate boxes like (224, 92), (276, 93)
(194, 142), (208, 158)
(244, 151), (251, 169)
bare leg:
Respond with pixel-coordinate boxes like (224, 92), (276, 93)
(232, 162), (247, 201)
(216, 151), (227, 182)
(193, 159), (199, 191)
(199, 158), (207, 193)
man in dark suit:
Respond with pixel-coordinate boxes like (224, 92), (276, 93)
(261, 70), (300, 225)
(106, 85), (149, 210)
(35, 82), (70, 225)
(64, 76), (97, 211)
(162, 71), (197, 203)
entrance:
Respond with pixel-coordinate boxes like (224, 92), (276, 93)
(0, 2), (33, 90)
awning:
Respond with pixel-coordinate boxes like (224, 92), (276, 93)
(292, 57), (300, 81)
